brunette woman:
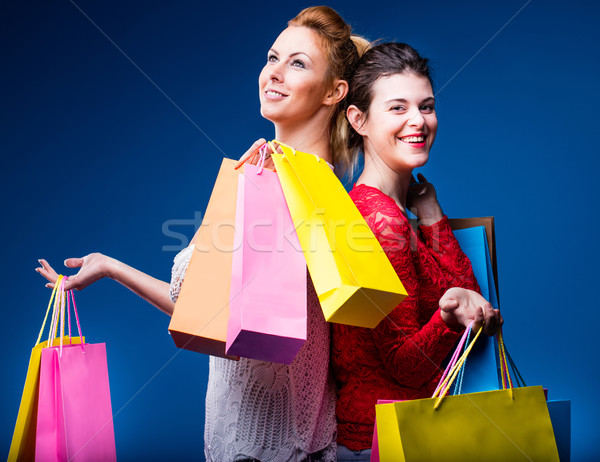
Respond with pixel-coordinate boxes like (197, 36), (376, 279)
(332, 42), (503, 460)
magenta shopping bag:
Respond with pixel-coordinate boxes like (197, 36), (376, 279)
(24, 275), (117, 462)
(35, 343), (116, 462)
(370, 399), (402, 462)
(226, 160), (307, 364)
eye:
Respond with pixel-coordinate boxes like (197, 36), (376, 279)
(267, 54), (278, 63)
(420, 104), (435, 113)
(291, 59), (306, 69)
(390, 105), (406, 112)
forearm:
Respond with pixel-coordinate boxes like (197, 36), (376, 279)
(104, 256), (175, 316)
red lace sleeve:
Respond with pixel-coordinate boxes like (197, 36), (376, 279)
(349, 185), (461, 388)
(419, 217), (481, 292)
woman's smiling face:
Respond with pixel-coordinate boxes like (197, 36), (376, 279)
(258, 26), (332, 126)
(354, 72), (437, 172)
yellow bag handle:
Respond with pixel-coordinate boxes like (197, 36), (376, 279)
(35, 275), (85, 354)
(432, 326), (512, 409)
(35, 275), (64, 346)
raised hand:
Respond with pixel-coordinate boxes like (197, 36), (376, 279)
(439, 287), (503, 336)
(235, 138), (269, 169)
(406, 173), (444, 226)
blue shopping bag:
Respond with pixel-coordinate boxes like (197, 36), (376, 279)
(451, 223), (500, 394)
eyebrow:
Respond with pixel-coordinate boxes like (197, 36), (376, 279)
(384, 97), (435, 105)
(269, 48), (312, 61)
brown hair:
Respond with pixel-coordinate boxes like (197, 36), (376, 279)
(346, 42), (433, 162)
(288, 6), (369, 178)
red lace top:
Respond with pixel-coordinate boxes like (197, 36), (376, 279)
(331, 184), (481, 451)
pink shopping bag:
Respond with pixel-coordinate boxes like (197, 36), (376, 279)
(35, 343), (116, 462)
(27, 275), (117, 462)
(226, 159), (307, 364)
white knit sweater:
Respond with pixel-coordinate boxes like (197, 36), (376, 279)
(169, 245), (337, 462)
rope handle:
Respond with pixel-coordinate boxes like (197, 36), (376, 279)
(432, 326), (513, 410)
(271, 140), (323, 163)
(433, 321), (473, 397)
(36, 275), (63, 346)
(36, 275), (85, 352)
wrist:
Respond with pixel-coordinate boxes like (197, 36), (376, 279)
(439, 309), (463, 333)
(101, 254), (119, 280)
(415, 203), (444, 227)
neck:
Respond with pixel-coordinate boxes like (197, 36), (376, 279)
(273, 108), (333, 163)
(356, 147), (413, 214)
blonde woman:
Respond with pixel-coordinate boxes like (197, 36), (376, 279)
(38, 7), (368, 461)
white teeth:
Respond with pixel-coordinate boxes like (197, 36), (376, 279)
(266, 90), (284, 97)
(401, 136), (424, 143)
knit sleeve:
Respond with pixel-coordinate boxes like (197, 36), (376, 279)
(168, 244), (194, 303)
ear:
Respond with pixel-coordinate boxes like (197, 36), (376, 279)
(323, 79), (349, 106)
(346, 105), (367, 136)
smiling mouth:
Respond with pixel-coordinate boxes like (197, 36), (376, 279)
(399, 135), (426, 143)
(265, 90), (287, 97)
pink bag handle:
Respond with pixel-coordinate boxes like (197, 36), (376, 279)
(47, 276), (67, 348)
(36, 275), (63, 346)
(432, 326), (513, 410)
(256, 143), (269, 175)
(433, 321), (473, 397)
(36, 275), (85, 353)
(66, 278), (85, 352)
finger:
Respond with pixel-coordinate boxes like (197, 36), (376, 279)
(36, 267), (58, 283)
(482, 304), (498, 335)
(64, 258), (84, 268)
(38, 259), (59, 278)
(473, 306), (484, 331)
(235, 139), (267, 169)
(45, 282), (55, 289)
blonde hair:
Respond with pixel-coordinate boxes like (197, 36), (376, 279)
(288, 6), (369, 179)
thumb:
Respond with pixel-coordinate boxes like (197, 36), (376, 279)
(64, 257), (84, 268)
(439, 298), (459, 312)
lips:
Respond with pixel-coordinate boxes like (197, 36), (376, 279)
(264, 89), (288, 99)
(399, 133), (427, 147)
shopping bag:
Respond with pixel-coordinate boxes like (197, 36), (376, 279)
(8, 335), (81, 462)
(36, 343), (116, 462)
(169, 158), (241, 358)
(370, 399), (401, 462)
(226, 160), (307, 363)
(451, 223), (500, 393)
(547, 399), (571, 462)
(271, 143), (407, 328)
(448, 217), (498, 299)
(375, 327), (560, 462)
(9, 276), (116, 462)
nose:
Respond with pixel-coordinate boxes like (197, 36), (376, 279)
(268, 61), (284, 82)
(407, 110), (425, 128)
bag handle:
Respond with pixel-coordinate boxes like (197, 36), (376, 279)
(432, 326), (513, 409)
(36, 274), (64, 346)
(433, 321), (473, 397)
(271, 139), (324, 163)
(35, 275), (85, 352)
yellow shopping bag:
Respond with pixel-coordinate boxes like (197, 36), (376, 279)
(375, 328), (560, 462)
(9, 277), (83, 462)
(271, 143), (407, 328)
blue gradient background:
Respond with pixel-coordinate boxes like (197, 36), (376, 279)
(2, 1), (598, 460)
